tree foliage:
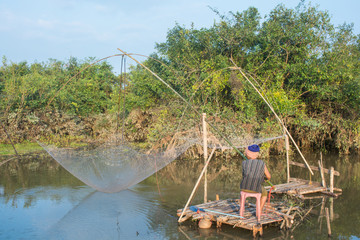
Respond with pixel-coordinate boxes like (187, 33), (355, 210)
(1, 2), (359, 153)
(0, 57), (118, 117)
(127, 2), (360, 153)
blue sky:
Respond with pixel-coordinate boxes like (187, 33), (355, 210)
(1, 0), (359, 74)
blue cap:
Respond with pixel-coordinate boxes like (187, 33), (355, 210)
(248, 144), (260, 152)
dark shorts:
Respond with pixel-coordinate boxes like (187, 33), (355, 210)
(241, 186), (267, 197)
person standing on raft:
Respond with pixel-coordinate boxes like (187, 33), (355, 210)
(240, 144), (271, 214)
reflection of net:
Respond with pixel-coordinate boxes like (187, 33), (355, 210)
(39, 129), (283, 193)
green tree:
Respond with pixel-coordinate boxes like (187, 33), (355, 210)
(127, 2), (360, 152)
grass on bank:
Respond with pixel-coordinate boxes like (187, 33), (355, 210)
(0, 142), (44, 155)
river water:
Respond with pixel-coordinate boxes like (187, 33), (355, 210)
(0, 151), (359, 239)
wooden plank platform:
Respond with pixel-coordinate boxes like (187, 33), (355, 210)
(177, 199), (296, 237)
(265, 178), (342, 198)
(177, 179), (342, 237)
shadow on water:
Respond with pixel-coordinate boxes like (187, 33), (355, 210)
(0, 152), (360, 239)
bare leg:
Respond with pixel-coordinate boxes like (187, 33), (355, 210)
(260, 196), (267, 214)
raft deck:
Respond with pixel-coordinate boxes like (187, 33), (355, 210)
(265, 178), (342, 199)
(177, 179), (342, 237)
(177, 198), (297, 237)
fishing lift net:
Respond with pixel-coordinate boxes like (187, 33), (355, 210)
(39, 135), (197, 193)
(39, 123), (284, 193)
(38, 53), (287, 193)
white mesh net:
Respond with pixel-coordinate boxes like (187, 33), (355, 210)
(39, 137), (196, 193)
(39, 127), (283, 193)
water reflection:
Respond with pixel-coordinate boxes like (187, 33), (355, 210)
(0, 186), (92, 240)
(0, 152), (360, 239)
(0, 153), (84, 198)
(45, 189), (178, 240)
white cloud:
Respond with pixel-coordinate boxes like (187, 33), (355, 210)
(94, 4), (109, 13)
(37, 19), (56, 29)
(0, 8), (19, 30)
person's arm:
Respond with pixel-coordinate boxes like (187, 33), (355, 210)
(264, 165), (271, 180)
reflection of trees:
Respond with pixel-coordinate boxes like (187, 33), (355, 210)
(0, 153), (83, 207)
(2, 152), (359, 206)
(289, 154), (360, 191)
(154, 155), (288, 192)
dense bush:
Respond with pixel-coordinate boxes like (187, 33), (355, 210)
(126, 3), (360, 153)
(1, 2), (359, 153)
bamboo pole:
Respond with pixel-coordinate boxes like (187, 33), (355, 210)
(330, 167), (334, 193)
(178, 226), (192, 240)
(178, 147), (216, 222)
(122, 56), (127, 141)
(318, 197), (325, 233)
(249, 203), (295, 220)
(203, 113), (208, 203)
(318, 160), (327, 188)
(280, 206), (293, 229)
(330, 197), (334, 221)
(229, 63), (314, 175)
(117, 48), (247, 159)
(46, 53), (124, 108)
(0, 156), (17, 167)
(289, 161), (340, 176)
(320, 151), (323, 166)
(325, 207), (332, 237)
(285, 133), (290, 183)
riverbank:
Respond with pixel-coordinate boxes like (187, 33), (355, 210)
(1, 108), (359, 156)
(0, 142), (43, 156)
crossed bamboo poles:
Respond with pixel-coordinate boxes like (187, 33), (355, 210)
(2, 48), (314, 177)
(117, 48), (314, 175)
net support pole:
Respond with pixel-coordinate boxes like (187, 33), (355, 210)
(178, 147), (216, 222)
(117, 48), (246, 159)
(202, 113), (208, 203)
(203, 113), (208, 203)
(330, 167), (334, 193)
(229, 62), (314, 175)
(285, 128), (290, 183)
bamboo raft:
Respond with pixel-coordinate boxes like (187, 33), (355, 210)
(177, 115), (342, 237)
(177, 198), (298, 237)
(177, 176), (342, 237)
(266, 159), (343, 199)
(176, 159), (342, 237)
(265, 178), (342, 199)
